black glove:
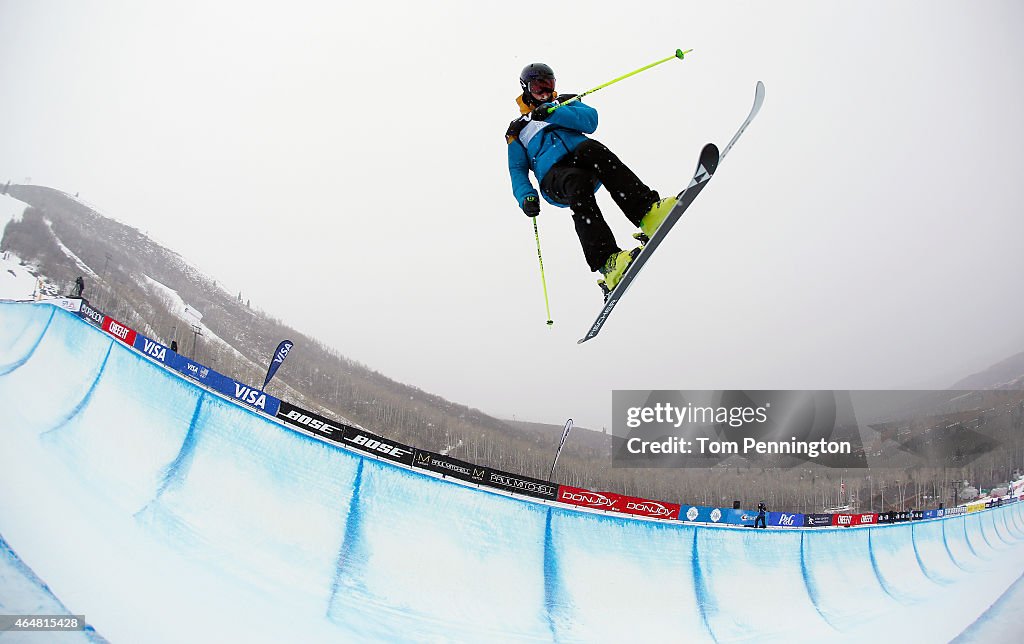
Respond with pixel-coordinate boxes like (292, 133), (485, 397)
(530, 103), (555, 122)
(522, 195), (540, 217)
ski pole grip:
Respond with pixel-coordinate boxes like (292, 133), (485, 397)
(548, 49), (692, 114)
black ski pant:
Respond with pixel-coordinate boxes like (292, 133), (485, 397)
(540, 139), (658, 272)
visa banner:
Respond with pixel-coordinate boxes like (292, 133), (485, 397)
(131, 332), (281, 416)
(134, 334), (174, 366)
(217, 378), (281, 416)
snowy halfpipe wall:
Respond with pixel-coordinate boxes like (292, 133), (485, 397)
(1, 301), (1023, 642)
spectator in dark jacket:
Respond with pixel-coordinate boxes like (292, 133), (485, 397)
(754, 502), (767, 529)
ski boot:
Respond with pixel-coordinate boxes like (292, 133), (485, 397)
(633, 196), (678, 245)
(596, 247), (642, 299)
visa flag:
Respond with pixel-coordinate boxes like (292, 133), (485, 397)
(262, 340), (294, 390)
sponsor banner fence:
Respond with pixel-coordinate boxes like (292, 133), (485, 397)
(833, 513), (879, 527)
(853, 513), (879, 526)
(178, 355), (228, 389)
(558, 485), (619, 512)
(619, 495), (680, 520)
(193, 362), (281, 415)
(42, 297), (83, 313)
(804, 513), (833, 527)
(833, 514), (855, 528)
(717, 508), (760, 526)
(558, 485), (680, 520)
(78, 303), (280, 416)
(768, 511), (805, 528)
(342, 426), (416, 467)
(277, 401), (348, 443)
(134, 334), (174, 365)
(101, 316), (137, 346)
(482, 469), (558, 501)
(277, 401), (421, 469)
(78, 301), (104, 327)
(65, 301), (1016, 526)
(680, 505), (717, 524)
(413, 449), (486, 486)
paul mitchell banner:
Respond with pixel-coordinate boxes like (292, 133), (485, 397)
(262, 339), (294, 390)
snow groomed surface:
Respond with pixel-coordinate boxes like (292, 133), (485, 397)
(1, 301), (1024, 642)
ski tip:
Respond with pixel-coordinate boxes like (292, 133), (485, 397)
(700, 143), (720, 174)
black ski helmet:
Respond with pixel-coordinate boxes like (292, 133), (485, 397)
(520, 63), (555, 93)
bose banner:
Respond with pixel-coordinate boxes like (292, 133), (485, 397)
(277, 400), (348, 443)
(276, 401), (418, 466)
(342, 426), (416, 467)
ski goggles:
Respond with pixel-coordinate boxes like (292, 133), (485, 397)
(528, 78), (555, 94)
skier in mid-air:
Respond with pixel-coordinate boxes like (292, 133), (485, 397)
(506, 62), (677, 295)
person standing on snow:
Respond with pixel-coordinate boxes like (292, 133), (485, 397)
(506, 62), (676, 296)
(754, 502), (767, 529)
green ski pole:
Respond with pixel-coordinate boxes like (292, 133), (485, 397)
(544, 48), (692, 115)
(533, 218), (554, 327)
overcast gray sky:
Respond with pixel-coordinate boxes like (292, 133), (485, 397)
(2, 1), (1023, 430)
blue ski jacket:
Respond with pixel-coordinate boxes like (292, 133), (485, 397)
(507, 94), (599, 209)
